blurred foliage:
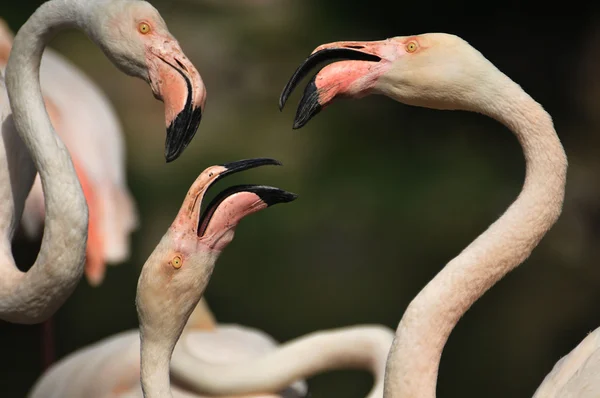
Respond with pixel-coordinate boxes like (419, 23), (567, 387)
(2, 1), (600, 397)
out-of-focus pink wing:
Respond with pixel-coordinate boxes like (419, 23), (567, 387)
(28, 330), (141, 398)
(0, 20), (138, 284)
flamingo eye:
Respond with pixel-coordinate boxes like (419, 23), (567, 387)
(138, 22), (151, 34)
(406, 41), (418, 53)
(170, 255), (183, 269)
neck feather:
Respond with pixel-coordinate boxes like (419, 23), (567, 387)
(384, 76), (567, 397)
(140, 332), (174, 398)
(170, 325), (393, 398)
(0, 0), (92, 323)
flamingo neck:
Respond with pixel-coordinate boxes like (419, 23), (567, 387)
(0, 0), (90, 323)
(136, 246), (219, 397)
(170, 325), (393, 398)
(140, 332), (174, 398)
(384, 76), (567, 398)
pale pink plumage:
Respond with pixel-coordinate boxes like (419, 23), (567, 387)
(0, 19), (138, 286)
(29, 317), (308, 398)
(279, 33), (600, 398)
(31, 162), (391, 398)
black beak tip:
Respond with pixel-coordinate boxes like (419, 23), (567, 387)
(291, 77), (322, 130)
(279, 89), (291, 111)
(165, 146), (182, 163)
(271, 158), (284, 167)
(280, 190), (299, 203)
(292, 119), (306, 130)
(258, 188), (298, 207)
(221, 157), (283, 171)
(165, 106), (203, 163)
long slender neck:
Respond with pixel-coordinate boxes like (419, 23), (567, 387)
(170, 325), (393, 398)
(140, 332), (174, 398)
(0, 0), (89, 323)
(384, 77), (567, 398)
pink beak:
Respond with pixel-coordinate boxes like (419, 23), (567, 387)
(279, 40), (393, 129)
(147, 39), (207, 162)
(170, 158), (297, 250)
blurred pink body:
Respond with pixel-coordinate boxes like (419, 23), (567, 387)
(0, 19), (138, 286)
(29, 311), (304, 398)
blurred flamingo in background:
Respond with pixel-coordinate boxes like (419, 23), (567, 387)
(1, 16), (140, 369)
(0, 0), (206, 349)
(2, 8), (300, 375)
(0, 17), (137, 287)
(30, 160), (393, 398)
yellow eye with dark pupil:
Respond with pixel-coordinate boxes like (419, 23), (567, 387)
(171, 255), (182, 269)
(406, 42), (418, 53)
(138, 22), (151, 34)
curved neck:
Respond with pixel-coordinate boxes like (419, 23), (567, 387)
(384, 78), (567, 397)
(0, 0), (89, 323)
(170, 325), (393, 398)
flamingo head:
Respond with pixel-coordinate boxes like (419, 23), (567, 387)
(136, 158), (297, 347)
(89, 0), (207, 162)
(279, 33), (499, 128)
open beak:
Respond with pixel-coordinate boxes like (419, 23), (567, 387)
(216, 158), (283, 184)
(196, 158), (296, 238)
(197, 184), (297, 239)
(174, 158), (296, 240)
(148, 42), (207, 162)
(279, 40), (391, 129)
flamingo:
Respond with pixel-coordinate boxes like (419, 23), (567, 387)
(0, 18), (138, 287)
(0, 16), (141, 369)
(30, 159), (394, 398)
(0, 0), (206, 325)
(277, 33), (600, 397)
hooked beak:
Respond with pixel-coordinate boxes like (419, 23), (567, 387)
(197, 184), (297, 240)
(173, 158), (295, 242)
(279, 40), (392, 129)
(217, 158), (283, 182)
(148, 42), (207, 162)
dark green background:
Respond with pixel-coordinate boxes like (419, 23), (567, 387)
(3, 1), (600, 397)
